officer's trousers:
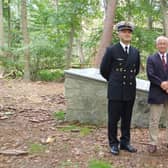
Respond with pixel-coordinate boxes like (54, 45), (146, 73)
(108, 99), (135, 147)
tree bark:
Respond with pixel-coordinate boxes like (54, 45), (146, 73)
(77, 38), (84, 67)
(161, 0), (168, 36)
(0, 0), (4, 48)
(94, 0), (117, 67)
(65, 25), (75, 69)
(21, 0), (30, 81)
(147, 17), (153, 29)
(7, 0), (12, 48)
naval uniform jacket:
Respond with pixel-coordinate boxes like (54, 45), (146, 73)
(100, 43), (140, 101)
(147, 53), (168, 104)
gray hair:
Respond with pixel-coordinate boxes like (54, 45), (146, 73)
(156, 36), (168, 44)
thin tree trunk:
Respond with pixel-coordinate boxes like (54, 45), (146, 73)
(21, 0), (30, 81)
(8, 0), (12, 48)
(55, 0), (58, 6)
(147, 17), (153, 29)
(0, 0), (5, 77)
(103, 0), (107, 15)
(77, 39), (84, 67)
(52, 0), (58, 9)
(0, 0), (4, 48)
(94, 0), (117, 67)
(161, 0), (168, 36)
(65, 25), (75, 69)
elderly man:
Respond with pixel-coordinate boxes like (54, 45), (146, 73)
(100, 21), (140, 155)
(147, 36), (168, 153)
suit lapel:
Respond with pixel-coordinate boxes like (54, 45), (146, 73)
(165, 53), (168, 75)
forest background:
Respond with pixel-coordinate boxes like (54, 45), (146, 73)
(0, 0), (167, 81)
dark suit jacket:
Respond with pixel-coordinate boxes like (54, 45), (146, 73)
(100, 43), (140, 101)
(147, 53), (168, 104)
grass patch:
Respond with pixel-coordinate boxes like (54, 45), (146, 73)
(28, 143), (46, 154)
(59, 160), (79, 168)
(58, 124), (92, 137)
(58, 125), (78, 131)
(53, 110), (65, 120)
(88, 159), (112, 168)
(80, 127), (92, 136)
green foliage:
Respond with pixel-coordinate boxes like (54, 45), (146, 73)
(58, 124), (92, 137)
(58, 125), (78, 132)
(30, 36), (65, 80)
(2, 0), (167, 81)
(53, 110), (65, 120)
(28, 143), (46, 154)
(59, 160), (79, 168)
(88, 159), (112, 168)
(0, 47), (24, 78)
(80, 127), (91, 136)
(36, 69), (64, 81)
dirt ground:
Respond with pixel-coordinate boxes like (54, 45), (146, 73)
(0, 79), (168, 168)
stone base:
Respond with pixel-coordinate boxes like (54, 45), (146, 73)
(64, 68), (166, 127)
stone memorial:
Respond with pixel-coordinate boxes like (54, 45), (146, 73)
(64, 68), (166, 127)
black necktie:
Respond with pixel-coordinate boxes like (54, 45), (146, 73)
(125, 46), (128, 54)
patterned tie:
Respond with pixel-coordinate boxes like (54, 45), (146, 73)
(162, 55), (167, 70)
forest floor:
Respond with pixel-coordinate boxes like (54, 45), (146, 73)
(0, 79), (168, 168)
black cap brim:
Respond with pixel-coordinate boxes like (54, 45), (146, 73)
(118, 26), (133, 32)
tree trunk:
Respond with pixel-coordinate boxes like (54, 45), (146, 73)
(161, 0), (168, 36)
(147, 17), (153, 29)
(0, 0), (5, 78)
(54, 0), (58, 6)
(94, 0), (117, 67)
(65, 25), (75, 69)
(21, 0), (30, 81)
(0, 0), (4, 48)
(8, 0), (12, 48)
(103, 0), (108, 14)
(77, 39), (84, 67)
(52, 0), (58, 9)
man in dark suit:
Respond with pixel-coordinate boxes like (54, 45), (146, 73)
(147, 36), (168, 153)
(100, 21), (140, 155)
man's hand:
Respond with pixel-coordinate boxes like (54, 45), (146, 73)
(160, 81), (168, 90)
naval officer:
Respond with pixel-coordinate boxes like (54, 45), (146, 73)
(100, 21), (140, 155)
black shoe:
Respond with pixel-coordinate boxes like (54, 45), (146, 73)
(110, 145), (119, 155)
(120, 144), (137, 153)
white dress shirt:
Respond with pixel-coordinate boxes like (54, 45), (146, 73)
(120, 41), (130, 54)
(159, 52), (167, 64)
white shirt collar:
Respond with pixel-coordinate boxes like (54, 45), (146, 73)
(159, 52), (167, 63)
(120, 41), (130, 50)
(158, 52), (167, 56)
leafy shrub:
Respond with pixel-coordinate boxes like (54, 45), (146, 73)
(36, 69), (64, 81)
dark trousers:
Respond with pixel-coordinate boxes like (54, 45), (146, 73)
(108, 99), (135, 147)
